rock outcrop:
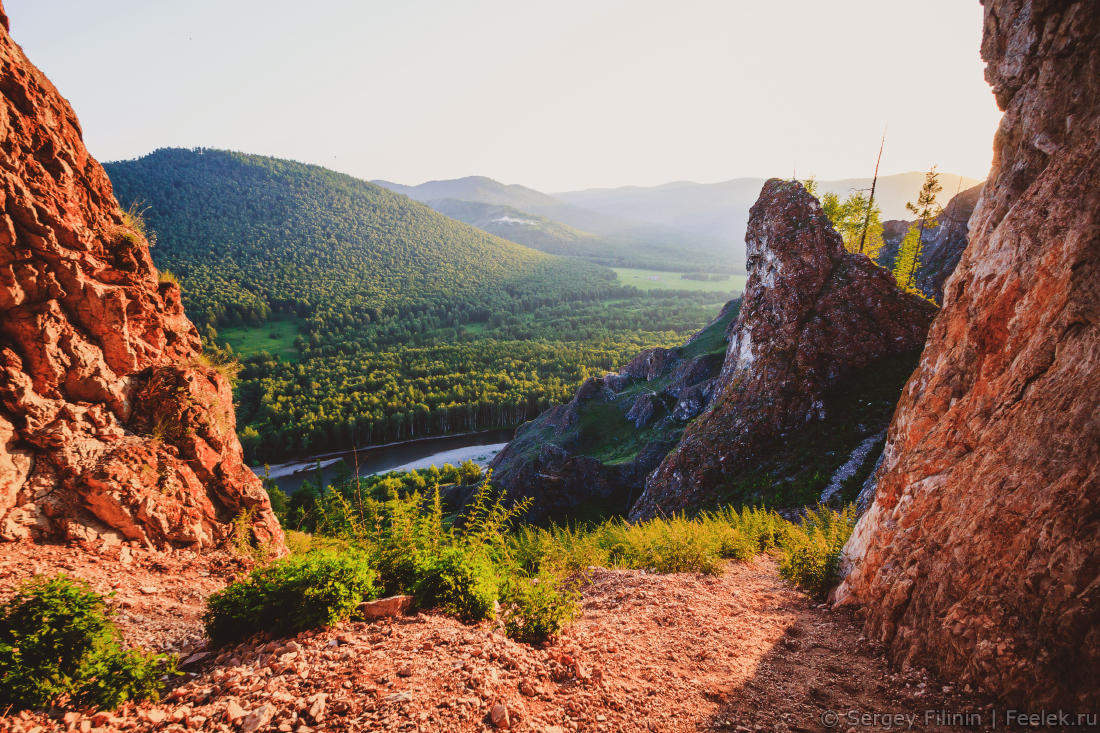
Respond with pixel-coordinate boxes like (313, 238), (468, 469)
(878, 183), (984, 302)
(0, 6), (283, 551)
(631, 180), (937, 519)
(834, 0), (1100, 709)
(488, 306), (737, 523)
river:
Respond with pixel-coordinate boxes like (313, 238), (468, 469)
(250, 428), (516, 494)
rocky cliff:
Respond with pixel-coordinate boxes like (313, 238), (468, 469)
(835, 0), (1099, 709)
(0, 6), (283, 551)
(488, 304), (737, 524)
(631, 180), (937, 519)
(878, 183), (984, 302)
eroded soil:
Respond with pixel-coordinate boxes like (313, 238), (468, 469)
(0, 542), (1001, 733)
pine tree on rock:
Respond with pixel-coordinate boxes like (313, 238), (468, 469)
(897, 166), (944, 292)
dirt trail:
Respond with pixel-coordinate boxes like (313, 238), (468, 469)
(0, 544), (997, 733)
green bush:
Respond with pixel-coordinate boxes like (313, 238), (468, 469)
(500, 571), (578, 643)
(0, 574), (171, 710)
(414, 547), (498, 622)
(509, 523), (609, 577)
(778, 505), (857, 599)
(203, 551), (378, 646)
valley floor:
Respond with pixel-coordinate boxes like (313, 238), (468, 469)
(0, 545), (999, 733)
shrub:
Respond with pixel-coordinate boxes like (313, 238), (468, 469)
(500, 571), (578, 643)
(598, 515), (725, 575)
(414, 547), (498, 622)
(119, 200), (157, 247)
(284, 530), (314, 555)
(0, 575), (171, 710)
(203, 551), (378, 646)
(509, 523), (609, 577)
(778, 505), (857, 599)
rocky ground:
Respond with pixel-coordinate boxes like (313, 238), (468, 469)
(0, 542), (1000, 733)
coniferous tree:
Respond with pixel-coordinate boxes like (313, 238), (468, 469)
(803, 179), (885, 261)
(899, 166), (944, 290)
(892, 225), (924, 293)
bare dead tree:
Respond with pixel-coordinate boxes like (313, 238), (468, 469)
(858, 125), (888, 254)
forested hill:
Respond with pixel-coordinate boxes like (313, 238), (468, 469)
(104, 149), (615, 331)
(105, 149), (737, 462)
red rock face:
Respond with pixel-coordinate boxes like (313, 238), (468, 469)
(835, 0), (1099, 708)
(631, 180), (936, 519)
(0, 5), (283, 551)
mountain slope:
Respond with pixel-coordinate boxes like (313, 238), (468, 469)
(423, 198), (604, 258)
(105, 150), (611, 330)
(104, 149), (733, 463)
(373, 176), (737, 272)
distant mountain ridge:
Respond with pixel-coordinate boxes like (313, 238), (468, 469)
(373, 176), (739, 273)
(554, 172), (985, 257)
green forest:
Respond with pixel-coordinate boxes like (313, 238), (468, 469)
(105, 149), (737, 462)
(104, 149), (615, 332)
(231, 292), (729, 462)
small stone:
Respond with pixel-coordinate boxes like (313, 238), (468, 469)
(307, 693), (327, 722)
(396, 665), (413, 677)
(224, 700), (247, 724)
(91, 712), (112, 727)
(240, 704), (275, 733)
(145, 709), (167, 724)
(182, 651), (212, 667)
(140, 586), (158, 594)
(356, 595), (415, 620)
(518, 680), (535, 697)
(490, 703), (511, 729)
(384, 691), (414, 703)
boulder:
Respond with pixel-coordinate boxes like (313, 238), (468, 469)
(835, 0), (1100, 709)
(672, 380), (715, 421)
(662, 354), (721, 398)
(618, 348), (679, 382)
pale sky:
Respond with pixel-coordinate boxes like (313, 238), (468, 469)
(7, 0), (1001, 193)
